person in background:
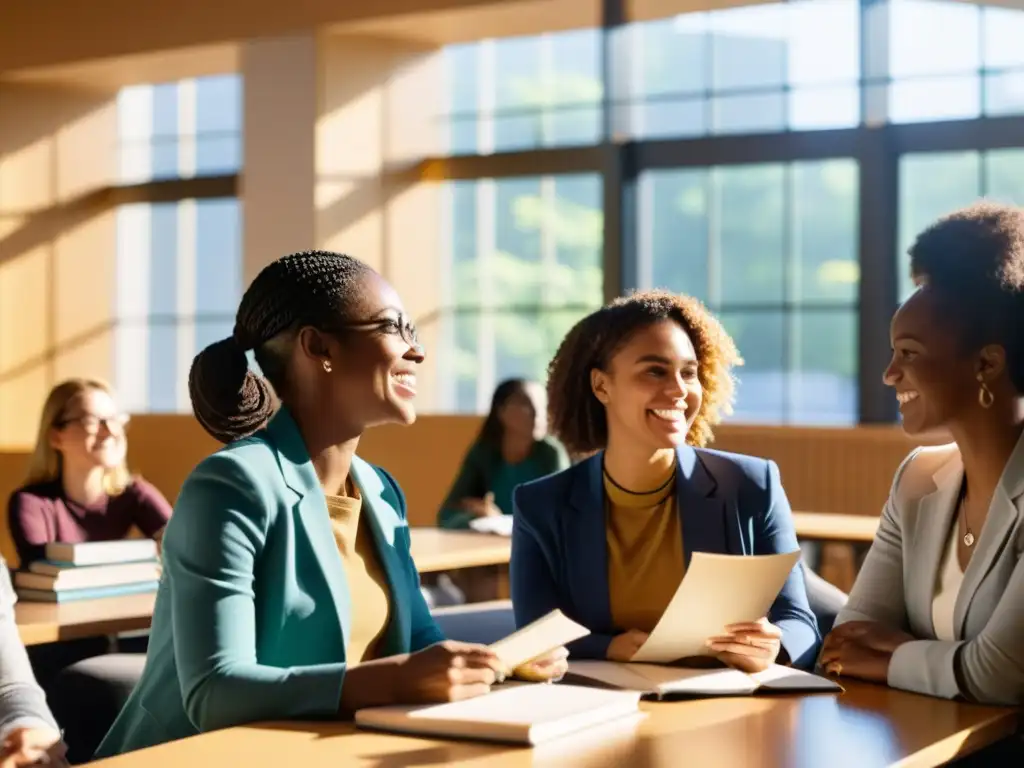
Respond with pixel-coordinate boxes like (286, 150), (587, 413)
(512, 290), (820, 671)
(0, 560), (68, 768)
(437, 378), (568, 530)
(822, 203), (1024, 712)
(8, 379), (171, 567)
(96, 251), (566, 759)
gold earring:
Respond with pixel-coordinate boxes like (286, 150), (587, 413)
(322, 359), (332, 374)
(978, 376), (994, 409)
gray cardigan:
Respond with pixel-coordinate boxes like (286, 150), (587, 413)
(0, 559), (59, 740)
(835, 435), (1024, 705)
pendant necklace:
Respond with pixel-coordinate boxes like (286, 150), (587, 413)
(959, 481), (975, 548)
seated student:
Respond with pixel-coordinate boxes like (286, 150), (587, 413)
(438, 378), (568, 529)
(8, 379), (171, 567)
(511, 290), (820, 672)
(822, 203), (1024, 707)
(0, 560), (68, 768)
(95, 251), (566, 759)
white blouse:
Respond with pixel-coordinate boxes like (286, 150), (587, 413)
(931, 526), (965, 641)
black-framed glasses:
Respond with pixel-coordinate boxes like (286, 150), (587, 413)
(337, 315), (422, 352)
(57, 413), (130, 435)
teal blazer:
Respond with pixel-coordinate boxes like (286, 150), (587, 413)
(95, 408), (444, 758)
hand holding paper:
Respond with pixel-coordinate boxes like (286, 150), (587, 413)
(630, 550), (801, 664)
(490, 609), (590, 677)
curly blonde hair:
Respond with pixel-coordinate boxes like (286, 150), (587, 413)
(546, 290), (742, 454)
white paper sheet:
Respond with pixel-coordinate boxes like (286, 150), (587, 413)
(490, 609), (590, 670)
(630, 550), (802, 663)
(469, 515), (514, 536)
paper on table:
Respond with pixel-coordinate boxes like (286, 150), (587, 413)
(490, 609), (590, 670)
(469, 515), (514, 537)
(630, 550), (802, 664)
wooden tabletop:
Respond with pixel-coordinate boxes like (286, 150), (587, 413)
(409, 528), (511, 573)
(15, 592), (157, 646)
(792, 512), (880, 543)
(82, 681), (1018, 768)
(15, 530), (509, 644)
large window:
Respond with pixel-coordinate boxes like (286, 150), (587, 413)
(625, 0), (860, 138)
(886, 0), (1024, 123)
(439, 174), (603, 412)
(118, 74), (242, 183)
(115, 198), (242, 412)
(443, 30), (603, 155)
(898, 149), (1024, 299)
(638, 159), (859, 424)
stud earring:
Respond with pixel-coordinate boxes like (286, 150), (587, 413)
(978, 374), (994, 409)
(322, 359), (332, 374)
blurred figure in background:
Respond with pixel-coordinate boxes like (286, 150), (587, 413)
(437, 378), (568, 530)
(8, 379), (171, 568)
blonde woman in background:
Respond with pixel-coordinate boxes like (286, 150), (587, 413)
(7, 379), (171, 567)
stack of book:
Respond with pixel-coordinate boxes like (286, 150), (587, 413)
(15, 539), (162, 603)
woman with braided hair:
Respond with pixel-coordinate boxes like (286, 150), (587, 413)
(96, 251), (567, 758)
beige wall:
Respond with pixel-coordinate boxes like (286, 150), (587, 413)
(0, 82), (119, 448)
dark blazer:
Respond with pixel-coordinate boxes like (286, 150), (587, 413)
(511, 445), (820, 669)
(95, 408), (443, 758)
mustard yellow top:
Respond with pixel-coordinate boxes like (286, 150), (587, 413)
(604, 464), (684, 634)
(325, 484), (392, 663)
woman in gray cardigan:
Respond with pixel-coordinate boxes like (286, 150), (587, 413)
(821, 202), (1024, 707)
(0, 561), (66, 767)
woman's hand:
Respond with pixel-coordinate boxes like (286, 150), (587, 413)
(707, 618), (783, 674)
(818, 621), (913, 683)
(340, 640), (503, 712)
(461, 493), (502, 518)
(607, 630), (649, 662)
(513, 646), (569, 683)
(0, 727), (67, 768)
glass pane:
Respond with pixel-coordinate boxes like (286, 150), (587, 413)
(146, 323), (179, 412)
(640, 169), (710, 303)
(149, 138), (180, 180)
(889, 0), (980, 77)
(495, 307), (594, 393)
(638, 18), (708, 97)
(985, 149), (1024, 205)
(151, 82), (179, 138)
(898, 151), (981, 300)
(631, 98), (706, 140)
(792, 160), (859, 303)
(983, 7), (1024, 68)
(712, 93), (785, 134)
(715, 164), (786, 306)
(195, 320), (235, 355)
(710, 7), (789, 91)
(984, 71), (1024, 117)
(786, 0), (859, 86)
(148, 203), (178, 316)
(195, 199), (242, 315)
(889, 77), (980, 123)
(789, 86), (859, 130)
(791, 309), (857, 425)
(195, 74), (242, 134)
(196, 134), (241, 175)
(451, 311), (480, 413)
(720, 310), (786, 424)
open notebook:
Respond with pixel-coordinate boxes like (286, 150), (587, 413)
(354, 683), (643, 745)
(567, 661), (842, 700)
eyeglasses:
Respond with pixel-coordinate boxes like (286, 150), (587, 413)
(337, 315), (423, 352)
(57, 413), (130, 435)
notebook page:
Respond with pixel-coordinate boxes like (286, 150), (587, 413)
(570, 661), (758, 696)
(750, 664), (842, 692)
(631, 550), (802, 664)
(406, 684), (636, 726)
(490, 609), (590, 670)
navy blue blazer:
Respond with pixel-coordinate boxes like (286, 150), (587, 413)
(510, 445), (820, 669)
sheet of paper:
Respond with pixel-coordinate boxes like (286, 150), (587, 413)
(490, 609), (590, 670)
(469, 515), (514, 537)
(630, 550), (802, 664)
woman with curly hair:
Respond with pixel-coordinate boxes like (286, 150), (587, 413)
(510, 290), (820, 671)
(822, 202), (1024, 709)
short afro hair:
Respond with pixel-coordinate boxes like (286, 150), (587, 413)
(546, 290), (742, 455)
(909, 201), (1024, 392)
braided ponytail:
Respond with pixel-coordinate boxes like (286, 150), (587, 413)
(188, 250), (373, 443)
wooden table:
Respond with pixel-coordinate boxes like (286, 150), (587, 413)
(792, 512), (880, 544)
(82, 681), (1019, 768)
(409, 528), (511, 573)
(16, 592), (157, 646)
(16, 530), (511, 645)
